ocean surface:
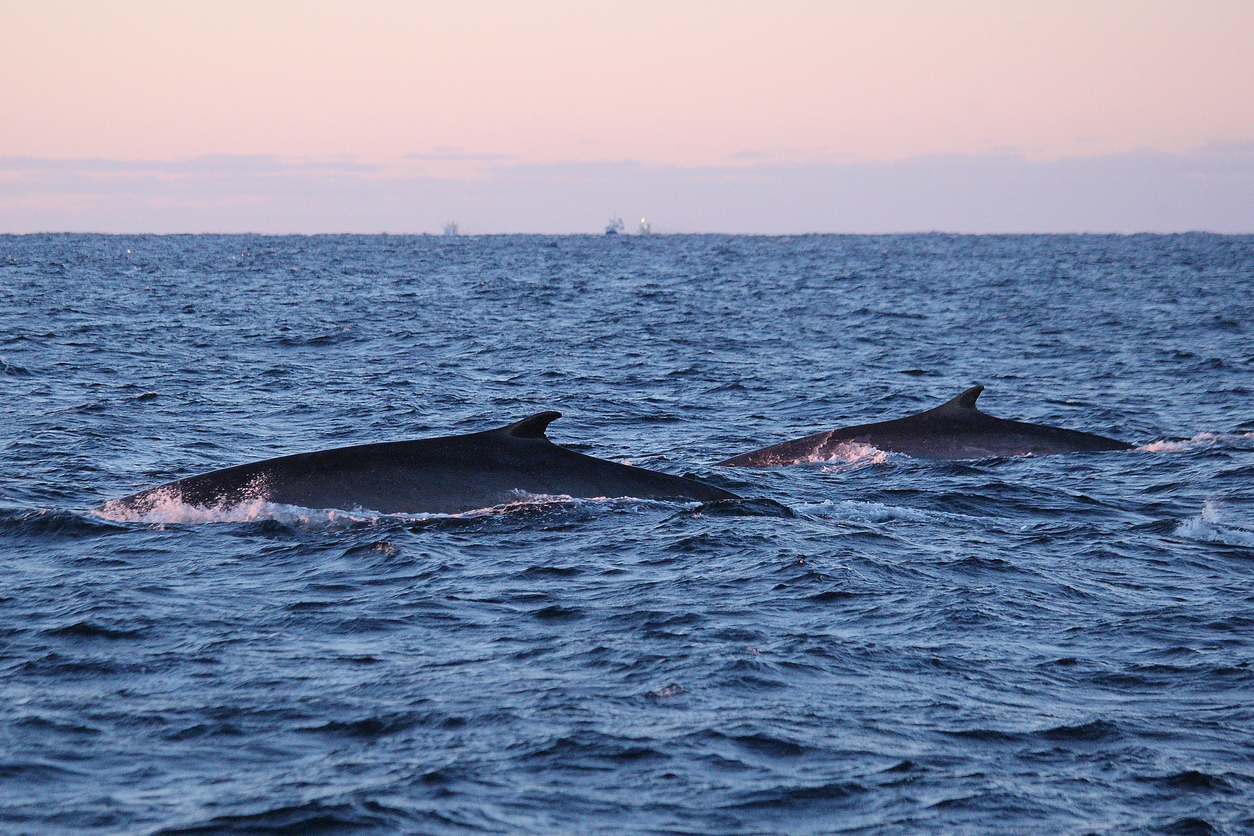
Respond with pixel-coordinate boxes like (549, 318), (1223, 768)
(2, 233), (1253, 835)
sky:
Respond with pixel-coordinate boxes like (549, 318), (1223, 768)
(2, 0), (1252, 233)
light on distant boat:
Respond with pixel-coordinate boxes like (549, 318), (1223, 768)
(637, 218), (651, 235)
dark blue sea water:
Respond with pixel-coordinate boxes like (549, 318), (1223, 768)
(2, 233), (1253, 835)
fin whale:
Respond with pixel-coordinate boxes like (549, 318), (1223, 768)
(105, 412), (739, 516)
(716, 386), (1134, 466)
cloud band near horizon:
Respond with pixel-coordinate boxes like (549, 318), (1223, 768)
(2, 147), (1252, 235)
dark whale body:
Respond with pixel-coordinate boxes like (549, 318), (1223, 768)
(106, 412), (738, 516)
(716, 386), (1134, 466)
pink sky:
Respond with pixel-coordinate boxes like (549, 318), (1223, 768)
(2, 1), (1252, 232)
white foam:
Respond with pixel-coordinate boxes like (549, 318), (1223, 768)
(92, 490), (656, 527)
(800, 498), (950, 524)
(94, 490), (394, 526)
(1176, 501), (1254, 548)
(1140, 440), (1195, 452)
(815, 442), (895, 471)
(1139, 432), (1254, 453)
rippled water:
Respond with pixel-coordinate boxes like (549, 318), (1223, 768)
(3, 233), (1253, 835)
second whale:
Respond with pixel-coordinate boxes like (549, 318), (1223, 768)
(717, 386), (1134, 466)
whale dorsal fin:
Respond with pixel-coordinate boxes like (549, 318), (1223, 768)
(499, 411), (562, 439)
(940, 385), (984, 412)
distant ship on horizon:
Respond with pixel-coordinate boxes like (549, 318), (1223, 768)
(604, 215), (625, 236)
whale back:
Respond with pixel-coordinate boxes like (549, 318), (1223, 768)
(107, 412), (738, 515)
(717, 386), (1132, 465)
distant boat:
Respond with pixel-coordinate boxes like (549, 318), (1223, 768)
(605, 215), (624, 236)
(443, 221), (459, 237)
(637, 218), (651, 235)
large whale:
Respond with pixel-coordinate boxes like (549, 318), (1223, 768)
(716, 386), (1134, 466)
(104, 411), (738, 516)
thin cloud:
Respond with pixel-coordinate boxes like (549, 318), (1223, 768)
(0, 155), (381, 175)
(2, 148), (1252, 234)
(405, 152), (518, 161)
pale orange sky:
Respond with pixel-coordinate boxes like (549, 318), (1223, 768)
(3, 1), (1253, 233)
(4, 0), (1252, 172)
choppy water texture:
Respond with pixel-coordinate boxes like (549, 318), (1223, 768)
(3, 233), (1254, 835)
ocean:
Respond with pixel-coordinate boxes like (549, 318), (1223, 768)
(2, 232), (1252, 834)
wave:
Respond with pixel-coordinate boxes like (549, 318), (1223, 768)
(0, 356), (32, 375)
(801, 498), (977, 524)
(0, 507), (129, 537)
(151, 799), (407, 836)
(1176, 501), (1254, 548)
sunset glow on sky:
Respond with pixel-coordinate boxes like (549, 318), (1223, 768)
(3, 1), (1252, 232)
